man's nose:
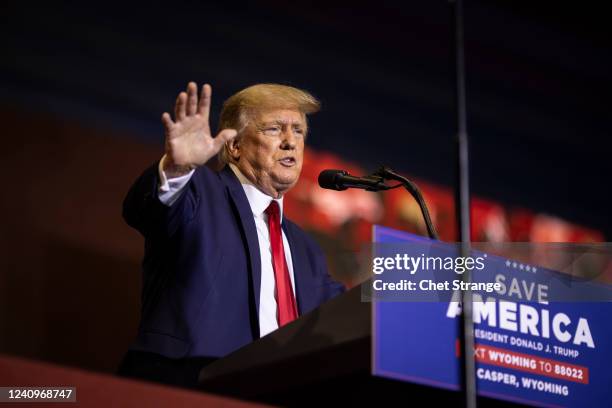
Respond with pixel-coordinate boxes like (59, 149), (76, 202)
(280, 129), (298, 149)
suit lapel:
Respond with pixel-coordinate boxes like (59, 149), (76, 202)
(219, 166), (262, 318)
(282, 221), (313, 316)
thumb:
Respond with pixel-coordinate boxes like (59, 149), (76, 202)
(213, 128), (238, 151)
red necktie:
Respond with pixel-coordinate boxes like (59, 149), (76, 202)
(265, 201), (298, 326)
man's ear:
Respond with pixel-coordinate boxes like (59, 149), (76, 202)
(227, 137), (240, 161)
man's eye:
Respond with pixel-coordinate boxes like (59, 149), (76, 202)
(264, 127), (280, 134)
(294, 128), (305, 135)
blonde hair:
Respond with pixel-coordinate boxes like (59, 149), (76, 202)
(218, 83), (320, 164)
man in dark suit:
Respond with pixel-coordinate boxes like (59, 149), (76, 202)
(118, 82), (345, 388)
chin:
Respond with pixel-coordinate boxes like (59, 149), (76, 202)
(274, 167), (301, 181)
(272, 173), (299, 190)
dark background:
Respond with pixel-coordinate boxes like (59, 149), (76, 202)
(1, 1), (610, 374)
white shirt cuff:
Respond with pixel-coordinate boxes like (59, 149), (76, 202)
(158, 155), (195, 206)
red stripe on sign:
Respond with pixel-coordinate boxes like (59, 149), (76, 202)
(474, 343), (589, 385)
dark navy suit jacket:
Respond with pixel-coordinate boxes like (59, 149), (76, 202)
(123, 163), (345, 359)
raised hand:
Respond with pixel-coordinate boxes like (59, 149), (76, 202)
(161, 82), (237, 177)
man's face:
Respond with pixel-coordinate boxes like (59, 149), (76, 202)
(232, 109), (306, 198)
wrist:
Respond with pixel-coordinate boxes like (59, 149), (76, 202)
(161, 155), (195, 178)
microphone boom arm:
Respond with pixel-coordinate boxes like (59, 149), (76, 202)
(374, 166), (440, 240)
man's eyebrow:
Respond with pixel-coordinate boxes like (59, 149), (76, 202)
(260, 119), (305, 126)
(258, 119), (283, 126)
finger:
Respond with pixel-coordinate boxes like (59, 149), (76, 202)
(161, 112), (174, 131)
(186, 82), (197, 116)
(212, 128), (238, 153)
(197, 83), (212, 119)
(175, 92), (187, 121)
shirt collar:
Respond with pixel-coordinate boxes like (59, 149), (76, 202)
(229, 163), (284, 220)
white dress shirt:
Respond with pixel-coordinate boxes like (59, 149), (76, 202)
(157, 156), (296, 337)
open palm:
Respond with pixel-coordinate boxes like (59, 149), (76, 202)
(162, 82), (236, 176)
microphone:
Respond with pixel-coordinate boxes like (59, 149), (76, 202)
(318, 166), (439, 240)
(318, 169), (388, 191)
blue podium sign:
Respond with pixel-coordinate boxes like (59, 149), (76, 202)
(372, 225), (612, 407)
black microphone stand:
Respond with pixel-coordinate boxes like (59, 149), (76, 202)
(451, 0), (477, 407)
(372, 166), (439, 240)
(319, 167), (438, 239)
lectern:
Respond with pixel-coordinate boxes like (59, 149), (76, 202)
(199, 227), (610, 407)
(198, 284), (469, 406)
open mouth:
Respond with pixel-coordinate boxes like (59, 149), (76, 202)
(279, 157), (296, 167)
